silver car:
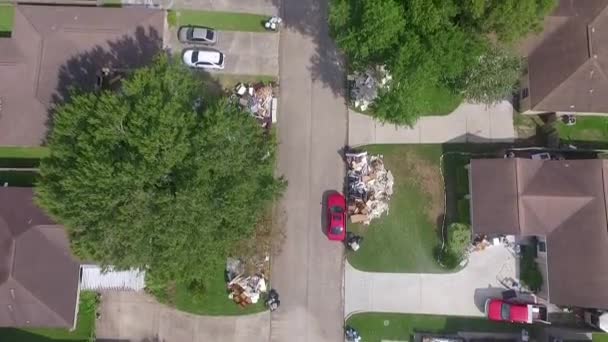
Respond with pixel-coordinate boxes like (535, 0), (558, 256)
(177, 26), (218, 45)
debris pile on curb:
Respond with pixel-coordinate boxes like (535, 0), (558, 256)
(233, 83), (276, 128)
(226, 258), (268, 307)
(346, 151), (394, 225)
(347, 65), (392, 111)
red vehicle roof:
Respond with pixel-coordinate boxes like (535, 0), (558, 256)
(327, 192), (346, 241)
(486, 299), (531, 323)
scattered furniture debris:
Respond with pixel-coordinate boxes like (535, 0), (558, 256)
(346, 151), (394, 225)
(348, 65), (392, 111)
(561, 114), (576, 126)
(346, 232), (363, 252)
(226, 258), (268, 307)
(265, 16), (282, 31)
(265, 288), (280, 311)
(345, 326), (362, 342)
(232, 82), (275, 128)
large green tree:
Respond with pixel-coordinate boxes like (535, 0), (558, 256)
(460, 47), (522, 104)
(330, 0), (555, 124)
(37, 55), (284, 287)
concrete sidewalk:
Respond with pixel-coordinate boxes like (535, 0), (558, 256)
(345, 245), (523, 317)
(348, 101), (516, 146)
(96, 291), (270, 342)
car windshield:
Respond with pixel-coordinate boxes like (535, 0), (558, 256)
(501, 303), (511, 321)
(218, 53), (224, 65)
(190, 51), (199, 63)
(331, 206), (344, 213)
(331, 226), (344, 235)
(206, 30), (214, 40)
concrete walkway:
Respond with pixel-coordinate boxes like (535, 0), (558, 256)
(345, 245), (525, 318)
(96, 291), (270, 342)
(348, 101), (516, 146)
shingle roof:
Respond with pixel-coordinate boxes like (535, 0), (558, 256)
(470, 158), (608, 309)
(526, 0), (608, 113)
(0, 187), (80, 328)
(0, 5), (163, 146)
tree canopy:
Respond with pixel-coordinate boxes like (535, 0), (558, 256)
(330, 0), (556, 124)
(36, 55), (284, 287)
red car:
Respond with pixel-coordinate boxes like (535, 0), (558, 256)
(326, 192), (347, 241)
(485, 299), (546, 324)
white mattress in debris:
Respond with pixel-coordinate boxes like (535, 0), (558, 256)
(80, 264), (146, 291)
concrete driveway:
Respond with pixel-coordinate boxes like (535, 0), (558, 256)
(96, 291), (270, 342)
(215, 32), (279, 76)
(345, 245), (532, 317)
(167, 29), (279, 76)
(349, 101), (516, 146)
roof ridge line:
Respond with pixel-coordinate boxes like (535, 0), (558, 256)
(11, 228), (76, 327)
(535, 57), (597, 111)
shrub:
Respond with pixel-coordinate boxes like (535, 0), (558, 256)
(438, 223), (471, 269)
(520, 248), (543, 292)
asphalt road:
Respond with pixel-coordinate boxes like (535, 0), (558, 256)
(269, 0), (347, 340)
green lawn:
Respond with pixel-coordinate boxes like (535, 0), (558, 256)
(347, 145), (446, 273)
(168, 10), (270, 32)
(0, 292), (98, 341)
(0, 146), (49, 159)
(347, 145), (499, 272)
(0, 4), (14, 36)
(155, 263), (266, 316)
(346, 313), (532, 342)
(421, 84), (463, 117)
(594, 333), (608, 342)
(102, 0), (123, 7)
(556, 115), (608, 142)
(214, 74), (276, 90)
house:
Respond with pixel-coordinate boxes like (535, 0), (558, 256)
(0, 187), (80, 329)
(0, 5), (164, 147)
(469, 158), (608, 310)
(519, 0), (608, 115)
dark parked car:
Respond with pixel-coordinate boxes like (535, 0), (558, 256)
(177, 26), (217, 45)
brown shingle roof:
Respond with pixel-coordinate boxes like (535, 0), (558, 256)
(0, 5), (163, 146)
(470, 158), (608, 308)
(526, 0), (608, 113)
(0, 187), (80, 328)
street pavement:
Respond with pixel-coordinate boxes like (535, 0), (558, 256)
(344, 245), (523, 318)
(349, 101), (516, 146)
(96, 291), (270, 342)
(269, 0), (347, 340)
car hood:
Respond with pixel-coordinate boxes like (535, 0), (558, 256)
(487, 300), (502, 320)
(182, 50), (193, 64)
